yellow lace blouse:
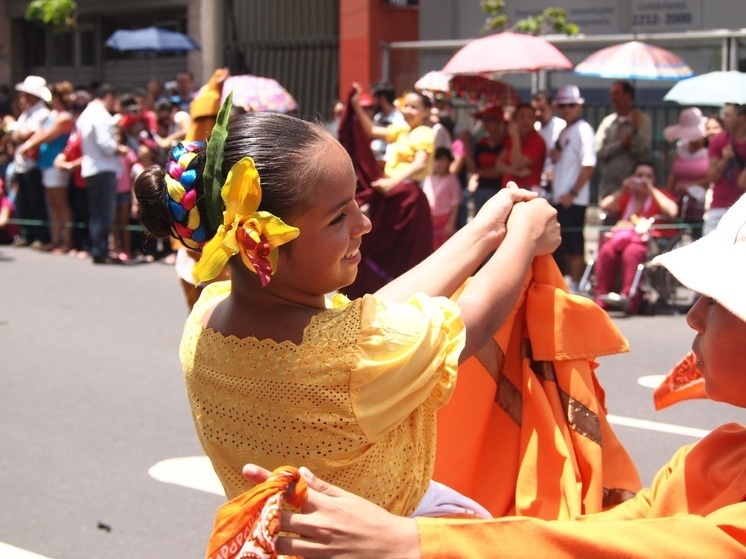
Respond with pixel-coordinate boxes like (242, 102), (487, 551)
(180, 281), (465, 516)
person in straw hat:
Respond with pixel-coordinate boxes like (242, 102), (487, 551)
(242, 193), (746, 558)
(9, 75), (51, 248)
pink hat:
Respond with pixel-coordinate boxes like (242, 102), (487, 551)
(664, 107), (707, 142)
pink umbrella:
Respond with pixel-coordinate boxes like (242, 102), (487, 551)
(442, 31), (573, 74)
(574, 41), (694, 81)
(217, 75), (298, 113)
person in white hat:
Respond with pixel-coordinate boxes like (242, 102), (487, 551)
(549, 84), (596, 292)
(663, 107), (709, 238)
(9, 75), (51, 247)
(241, 192), (746, 558)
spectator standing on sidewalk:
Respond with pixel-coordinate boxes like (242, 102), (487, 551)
(76, 83), (129, 264)
(10, 75), (51, 248)
(495, 102), (546, 192)
(18, 80), (75, 254)
(550, 85), (596, 293)
(707, 103), (746, 235)
(595, 81), (652, 204)
(531, 90), (566, 195)
(369, 81), (406, 167)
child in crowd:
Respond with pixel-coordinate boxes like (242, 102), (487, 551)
(244, 193), (746, 558)
(53, 89), (90, 258)
(113, 126), (138, 262)
(422, 147), (462, 249)
(135, 100), (560, 517)
(129, 135), (159, 217)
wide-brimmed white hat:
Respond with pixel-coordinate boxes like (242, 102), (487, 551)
(663, 107), (707, 142)
(653, 193), (746, 322)
(554, 85), (584, 105)
(15, 75), (51, 104)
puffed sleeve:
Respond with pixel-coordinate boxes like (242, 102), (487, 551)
(349, 293), (465, 442)
(408, 125), (436, 155)
(385, 122), (410, 144)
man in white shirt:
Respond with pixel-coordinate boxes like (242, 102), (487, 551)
(531, 90), (566, 196)
(10, 75), (51, 247)
(550, 85), (597, 292)
(76, 83), (129, 264)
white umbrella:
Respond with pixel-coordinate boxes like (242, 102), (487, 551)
(664, 71), (746, 107)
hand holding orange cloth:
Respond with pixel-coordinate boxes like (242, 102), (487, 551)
(205, 466), (307, 559)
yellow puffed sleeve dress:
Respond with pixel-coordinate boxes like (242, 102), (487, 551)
(180, 280), (465, 516)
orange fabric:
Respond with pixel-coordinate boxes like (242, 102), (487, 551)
(434, 255), (641, 520)
(419, 424), (746, 558)
(653, 350), (707, 410)
(205, 466), (307, 559)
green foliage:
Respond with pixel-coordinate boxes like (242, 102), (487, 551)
(25, 0), (78, 29)
(481, 1), (580, 36)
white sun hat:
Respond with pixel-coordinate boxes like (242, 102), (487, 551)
(15, 75), (52, 104)
(653, 193), (746, 322)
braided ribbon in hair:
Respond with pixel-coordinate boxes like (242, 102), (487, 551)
(165, 141), (207, 250)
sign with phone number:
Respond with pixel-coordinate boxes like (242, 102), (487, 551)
(631, 0), (701, 31)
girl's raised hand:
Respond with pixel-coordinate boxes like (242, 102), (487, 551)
(507, 198), (561, 256)
(472, 181), (538, 243)
(350, 82), (363, 107)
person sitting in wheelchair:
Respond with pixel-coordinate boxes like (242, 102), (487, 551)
(594, 161), (679, 314)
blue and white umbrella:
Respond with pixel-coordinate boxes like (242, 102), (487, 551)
(105, 27), (200, 53)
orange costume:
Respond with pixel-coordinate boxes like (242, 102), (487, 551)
(434, 255), (640, 520)
(419, 423), (746, 557)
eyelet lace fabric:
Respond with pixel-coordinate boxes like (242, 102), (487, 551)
(180, 282), (464, 516)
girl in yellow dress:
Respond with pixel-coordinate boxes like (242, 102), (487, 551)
(134, 96), (560, 517)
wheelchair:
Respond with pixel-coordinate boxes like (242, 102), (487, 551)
(578, 210), (697, 316)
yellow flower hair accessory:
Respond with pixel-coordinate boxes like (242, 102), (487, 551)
(192, 157), (300, 286)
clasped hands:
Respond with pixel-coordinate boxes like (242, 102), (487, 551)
(460, 182), (562, 258)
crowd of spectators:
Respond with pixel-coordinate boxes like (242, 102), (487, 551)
(0, 71), (196, 265)
(4, 72), (743, 315)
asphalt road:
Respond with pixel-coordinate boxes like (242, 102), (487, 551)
(2, 245), (745, 558)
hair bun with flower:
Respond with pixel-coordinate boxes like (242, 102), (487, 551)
(191, 94), (300, 287)
(165, 141), (207, 250)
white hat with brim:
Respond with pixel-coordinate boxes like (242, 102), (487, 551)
(554, 85), (584, 105)
(15, 75), (51, 104)
(653, 193), (746, 322)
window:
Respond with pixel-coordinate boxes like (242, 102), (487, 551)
(80, 29), (95, 66)
(27, 26), (46, 67)
(52, 30), (74, 66)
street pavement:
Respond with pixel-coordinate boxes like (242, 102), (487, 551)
(2, 245), (745, 558)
